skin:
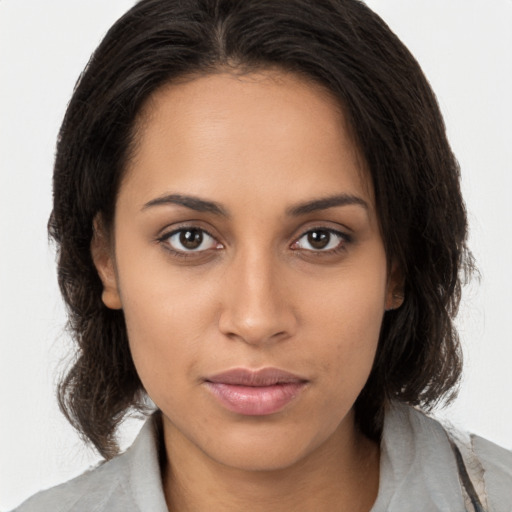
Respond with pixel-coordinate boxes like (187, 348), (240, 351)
(93, 71), (402, 511)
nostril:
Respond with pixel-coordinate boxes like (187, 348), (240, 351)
(218, 314), (295, 345)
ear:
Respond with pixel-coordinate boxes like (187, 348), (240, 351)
(91, 215), (122, 310)
(385, 262), (404, 311)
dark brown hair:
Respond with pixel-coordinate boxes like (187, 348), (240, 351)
(50, 0), (473, 459)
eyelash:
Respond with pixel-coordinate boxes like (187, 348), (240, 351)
(156, 226), (221, 259)
(291, 227), (351, 255)
(156, 226), (351, 259)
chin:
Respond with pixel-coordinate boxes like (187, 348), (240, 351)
(201, 422), (331, 473)
(211, 443), (310, 473)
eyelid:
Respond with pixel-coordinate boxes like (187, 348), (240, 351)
(155, 222), (352, 259)
(291, 226), (352, 252)
(156, 224), (223, 255)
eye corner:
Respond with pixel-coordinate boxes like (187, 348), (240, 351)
(290, 227), (351, 254)
(157, 225), (223, 258)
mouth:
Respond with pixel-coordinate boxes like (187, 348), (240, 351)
(204, 367), (309, 416)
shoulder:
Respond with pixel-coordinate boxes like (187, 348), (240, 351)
(12, 454), (133, 512)
(404, 403), (512, 511)
(470, 434), (512, 511)
(12, 414), (168, 512)
(472, 433), (512, 476)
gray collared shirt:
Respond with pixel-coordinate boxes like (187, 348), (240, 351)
(13, 403), (512, 511)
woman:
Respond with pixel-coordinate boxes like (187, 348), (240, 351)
(12, 0), (511, 511)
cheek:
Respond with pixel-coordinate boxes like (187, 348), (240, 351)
(300, 264), (387, 386)
(116, 259), (220, 403)
(317, 304), (382, 386)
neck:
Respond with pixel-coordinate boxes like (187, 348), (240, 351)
(161, 412), (380, 512)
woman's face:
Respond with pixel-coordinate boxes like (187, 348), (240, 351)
(95, 71), (398, 471)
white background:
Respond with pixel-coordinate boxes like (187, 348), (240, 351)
(1, 1), (511, 509)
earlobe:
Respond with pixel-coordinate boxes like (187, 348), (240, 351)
(385, 290), (404, 311)
(385, 263), (404, 311)
(91, 215), (122, 310)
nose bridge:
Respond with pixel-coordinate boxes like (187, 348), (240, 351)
(218, 243), (295, 344)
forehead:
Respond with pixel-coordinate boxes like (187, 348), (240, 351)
(122, 70), (374, 212)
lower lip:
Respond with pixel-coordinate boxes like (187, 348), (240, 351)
(205, 382), (307, 416)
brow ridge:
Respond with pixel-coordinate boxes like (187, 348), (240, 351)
(287, 194), (368, 216)
(142, 193), (229, 216)
(142, 192), (367, 217)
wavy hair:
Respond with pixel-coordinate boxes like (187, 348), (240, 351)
(49, 0), (474, 458)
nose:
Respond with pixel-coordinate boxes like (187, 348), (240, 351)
(218, 249), (298, 345)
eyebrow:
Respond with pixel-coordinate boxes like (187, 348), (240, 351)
(141, 192), (368, 217)
(286, 194), (369, 216)
(142, 194), (229, 217)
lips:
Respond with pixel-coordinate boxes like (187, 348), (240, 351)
(204, 368), (308, 416)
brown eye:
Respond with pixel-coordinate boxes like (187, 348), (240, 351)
(180, 229), (203, 249)
(293, 229), (347, 252)
(307, 230), (330, 249)
(165, 228), (220, 252)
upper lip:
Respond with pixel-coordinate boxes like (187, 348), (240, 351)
(205, 367), (308, 386)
